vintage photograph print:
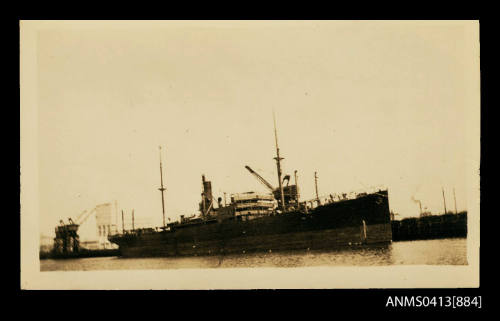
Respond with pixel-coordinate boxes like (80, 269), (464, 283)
(20, 20), (480, 289)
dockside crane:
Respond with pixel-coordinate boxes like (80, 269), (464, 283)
(74, 207), (96, 226)
(53, 207), (97, 255)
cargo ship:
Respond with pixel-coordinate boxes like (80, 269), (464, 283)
(109, 118), (392, 257)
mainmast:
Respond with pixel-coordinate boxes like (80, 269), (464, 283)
(158, 146), (166, 228)
(273, 112), (286, 212)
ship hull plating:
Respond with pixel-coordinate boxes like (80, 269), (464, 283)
(109, 191), (392, 258)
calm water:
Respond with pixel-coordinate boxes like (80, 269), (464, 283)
(40, 238), (467, 271)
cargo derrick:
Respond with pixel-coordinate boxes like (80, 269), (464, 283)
(244, 165), (300, 211)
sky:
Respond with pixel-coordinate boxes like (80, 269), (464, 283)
(35, 21), (478, 239)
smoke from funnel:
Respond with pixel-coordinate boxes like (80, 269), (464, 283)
(411, 196), (423, 215)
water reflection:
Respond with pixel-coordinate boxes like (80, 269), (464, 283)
(217, 243), (395, 268)
(40, 238), (467, 271)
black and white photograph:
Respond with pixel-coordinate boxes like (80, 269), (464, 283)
(20, 20), (480, 289)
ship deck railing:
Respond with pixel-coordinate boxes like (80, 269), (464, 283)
(301, 187), (387, 210)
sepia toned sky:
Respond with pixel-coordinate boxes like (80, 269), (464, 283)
(35, 21), (478, 238)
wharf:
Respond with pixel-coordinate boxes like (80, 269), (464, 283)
(391, 212), (467, 241)
(40, 248), (120, 260)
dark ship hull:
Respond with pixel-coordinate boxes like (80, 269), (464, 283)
(109, 190), (391, 257)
